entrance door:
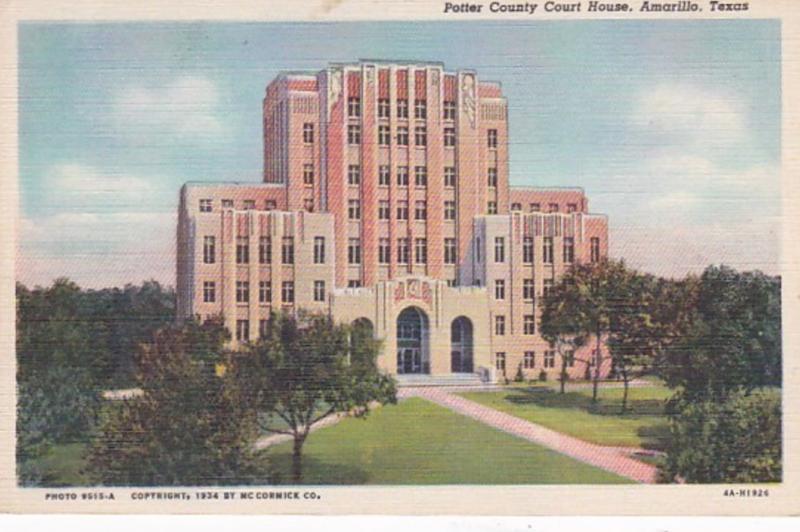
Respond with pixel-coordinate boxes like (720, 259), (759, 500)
(451, 350), (462, 373)
(398, 348), (421, 374)
(396, 306), (429, 374)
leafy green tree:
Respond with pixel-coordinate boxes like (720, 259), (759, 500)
(540, 288), (587, 394)
(233, 312), (397, 483)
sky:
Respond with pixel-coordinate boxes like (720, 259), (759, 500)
(17, 20), (781, 289)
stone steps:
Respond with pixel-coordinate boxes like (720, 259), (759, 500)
(395, 373), (487, 387)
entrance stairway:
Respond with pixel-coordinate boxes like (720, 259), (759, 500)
(395, 373), (494, 388)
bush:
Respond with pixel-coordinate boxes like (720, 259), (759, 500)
(514, 364), (525, 383)
(660, 390), (781, 483)
(538, 370), (548, 382)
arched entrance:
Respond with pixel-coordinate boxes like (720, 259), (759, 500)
(451, 316), (474, 373)
(396, 306), (430, 374)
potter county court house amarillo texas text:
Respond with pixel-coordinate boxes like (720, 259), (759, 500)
(177, 60), (609, 385)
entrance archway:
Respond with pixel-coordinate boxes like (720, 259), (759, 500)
(450, 316), (474, 373)
(396, 306), (430, 374)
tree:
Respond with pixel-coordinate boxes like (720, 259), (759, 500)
(233, 312), (397, 483)
(540, 286), (587, 394)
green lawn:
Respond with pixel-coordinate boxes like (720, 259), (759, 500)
(459, 384), (672, 450)
(33, 442), (90, 487)
(267, 397), (630, 484)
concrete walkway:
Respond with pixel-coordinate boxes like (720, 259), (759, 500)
(399, 386), (659, 484)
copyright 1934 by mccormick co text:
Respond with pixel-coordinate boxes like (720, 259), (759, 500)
(442, 1), (749, 14)
(43, 491), (324, 502)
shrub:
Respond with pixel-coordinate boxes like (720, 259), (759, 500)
(514, 364), (525, 382)
(538, 370), (548, 382)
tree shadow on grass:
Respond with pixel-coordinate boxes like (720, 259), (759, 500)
(267, 452), (370, 485)
(504, 386), (666, 418)
(636, 422), (671, 452)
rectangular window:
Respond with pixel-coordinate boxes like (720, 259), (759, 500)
(397, 238), (410, 264)
(265, 200), (276, 211)
(199, 199), (212, 212)
(543, 279), (554, 297)
(414, 99), (427, 119)
(348, 124), (361, 145)
(543, 237), (554, 264)
(397, 166), (409, 186)
(259, 236), (271, 264)
(236, 237), (249, 264)
(236, 320), (249, 342)
(444, 238), (457, 264)
(378, 125), (391, 146)
(348, 165), (361, 185)
(523, 237), (534, 263)
(487, 168), (498, 188)
(494, 237), (505, 263)
(523, 279), (535, 301)
(495, 315), (506, 336)
(243, 199), (256, 210)
(303, 164), (314, 185)
(282, 237), (294, 264)
(348, 280), (362, 288)
(259, 319), (268, 338)
(524, 315), (536, 335)
(549, 203), (559, 213)
(529, 202), (541, 212)
(203, 281), (215, 303)
(259, 281), (271, 303)
(414, 200), (427, 220)
(487, 201), (498, 214)
(203, 236), (216, 264)
(348, 96), (361, 118)
(511, 203), (522, 211)
(524, 351), (535, 369)
(313, 280), (326, 302)
(444, 127), (456, 147)
(396, 200), (408, 220)
(281, 281), (294, 303)
(397, 126), (409, 146)
(379, 238), (391, 264)
(415, 238), (428, 264)
(379, 165), (390, 186)
(443, 100), (456, 120)
(566, 351), (575, 368)
(378, 98), (390, 118)
(444, 200), (456, 221)
(414, 166), (427, 187)
(222, 199), (234, 209)
(303, 123), (314, 144)
(313, 236), (325, 264)
(303, 198), (314, 212)
(414, 126), (427, 147)
(487, 129), (498, 148)
(444, 166), (456, 187)
(494, 279), (505, 300)
(591, 237), (601, 263)
(378, 200), (390, 220)
(563, 237), (575, 264)
(544, 350), (556, 368)
(567, 203), (578, 213)
(236, 281), (249, 303)
(348, 199), (361, 220)
(476, 237), (481, 262)
(496, 352), (506, 372)
(397, 99), (408, 118)
(348, 238), (362, 264)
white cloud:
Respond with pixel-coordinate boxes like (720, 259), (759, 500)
(43, 163), (159, 207)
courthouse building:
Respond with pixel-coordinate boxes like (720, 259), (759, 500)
(177, 60), (610, 383)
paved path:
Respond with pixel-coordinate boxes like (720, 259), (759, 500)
(399, 386), (659, 484)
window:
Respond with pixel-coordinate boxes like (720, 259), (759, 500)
(313, 236), (325, 264)
(444, 238), (457, 264)
(413, 166), (427, 187)
(203, 281), (215, 303)
(348, 124), (361, 145)
(529, 202), (541, 212)
(265, 200), (277, 210)
(303, 164), (314, 185)
(476, 237), (482, 262)
(487, 129), (498, 148)
(543, 279), (554, 297)
(544, 350), (556, 368)
(259, 281), (271, 303)
(348, 238), (361, 264)
(378, 98), (390, 118)
(524, 315), (535, 335)
(236, 320), (249, 342)
(243, 199), (256, 210)
(379, 200), (390, 220)
(303, 123), (314, 144)
(236, 281), (249, 303)
(379, 238), (391, 264)
(522, 237), (534, 264)
(414, 126), (427, 146)
(567, 203), (578, 213)
(348, 96), (361, 118)
(414, 99), (427, 119)
(282, 237), (294, 264)
(397, 99), (408, 118)
(494, 279), (505, 300)
(415, 200), (427, 220)
(446, 279), (457, 287)
(444, 166), (456, 187)
(348, 165), (361, 185)
(396, 200), (409, 220)
(487, 201), (498, 214)
(378, 125), (391, 146)
(199, 199), (212, 212)
(259, 236), (271, 264)
(415, 238), (428, 264)
(443, 100), (456, 120)
(348, 199), (361, 220)
(303, 198), (314, 212)
(487, 168), (498, 188)
(524, 351), (535, 369)
(259, 319), (268, 338)
(203, 236), (216, 264)
(543, 237), (554, 264)
(313, 280), (326, 302)
(496, 352), (506, 372)
(348, 280), (362, 288)
(281, 281), (294, 303)
(397, 126), (409, 146)
(397, 238), (410, 264)
(379, 165), (390, 186)
(444, 200), (456, 220)
(397, 166), (409, 186)
(565, 351), (575, 368)
(563, 237), (575, 264)
(495, 315), (506, 335)
(222, 199), (234, 209)
(591, 237), (601, 263)
(236, 237), (249, 264)
(523, 279), (535, 300)
(511, 202), (522, 211)
(494, 237), (505, 263)
(590, 349), (599, 367)
(444, 127), (456, 147)
(549, 203), (559, 213)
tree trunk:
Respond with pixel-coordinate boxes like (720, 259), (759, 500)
(621, 366), (629, 414)
(560, 359), (567, 394)
(592, 323), (601, 403)
(291, 434), (306, 484)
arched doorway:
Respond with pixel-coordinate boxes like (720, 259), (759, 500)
(396, 306), (430, 374)
(451, 316), (474, 373)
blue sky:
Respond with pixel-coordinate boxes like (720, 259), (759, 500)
(18, 21), (781, 288)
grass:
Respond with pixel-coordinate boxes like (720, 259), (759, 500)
(266, 397), (631, 484)
(33, 442), (90, 487)
(459, 384), (672, 450)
